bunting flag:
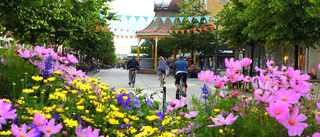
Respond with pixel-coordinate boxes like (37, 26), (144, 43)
(121, 36), (123, 38)
(114, 15), (218, 23)
(187, 29), (190, 34)
(187, 17), (193, 23)
(169, 30), (172, 34)
(143, 17), (149, 22)
(108, 27), (111, 31)
(198, 28), (202, 32)
(117, 15), (122, 20)
(181, 30), (184, 34)
(196, 17), (201, 23)
(157, 30), (160, 34)
(175, 30), (179, 34)
(179, 17), (184, 22)
(204, 27), (207, 31)
(135, 36), (137, 39)
(130, 36), (133, 39)
(170, 17), (175, 24)
(112, 35), (114, 38)
(126, 36), (128, 39)
(145, 30), (148, 33)
(116, 36), (119, 38)
(151, 30), (154, 34)
(96, 26), (99, 31)
(102, 27), (106, 30)
(139, 30), (142, 33)
(209, 26), (214, 30)
(120, 29), (123, 31)
(161, 17), (166, 23)
(193, 28), (196, 33)
(114, 28), (117, 32)
(163, 30), (167, 34)
(205, 16), (210, 22)
(127, 29), (129, 32)
(90, 26), (93, 30)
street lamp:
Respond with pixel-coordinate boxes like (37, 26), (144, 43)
(214, 18), (218, 74)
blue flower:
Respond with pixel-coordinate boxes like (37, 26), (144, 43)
(133, 96), (141, 108)
(27, 124), (41, 137)
(42, 55), (52, 79)
(157, 111), (165, 120)
(117, 93), (131, 108)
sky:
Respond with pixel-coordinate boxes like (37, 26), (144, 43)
(107, 0), (157, 55)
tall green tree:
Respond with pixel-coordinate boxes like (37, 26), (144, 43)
(216, 0), (262, 75)
(168, 0), (215, 64)
(241, 0), (320, 69)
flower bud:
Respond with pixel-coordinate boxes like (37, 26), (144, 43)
(214, 80), (223, 88)
(180, 112), (185, 116)
(311, 69), (315, 75)
(62, 131), (68, 136)
(232, 91), (239, 98)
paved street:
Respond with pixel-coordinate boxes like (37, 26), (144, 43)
(87, 68), (208, 108)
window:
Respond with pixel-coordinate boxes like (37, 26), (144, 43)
(220, 0), (230, 2)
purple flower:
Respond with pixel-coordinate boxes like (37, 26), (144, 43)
(184, 111), (198, 118)
(157, 111), (165, 120)
(85, 126), (104, 137)
(133, 96), (141, 108)
(0, 99), (17, 130)
(117, 93), (131, 108)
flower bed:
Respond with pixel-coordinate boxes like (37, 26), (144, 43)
(0, 43), (320, 137)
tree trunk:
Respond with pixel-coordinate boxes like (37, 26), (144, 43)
(249, 44), (255, 76)
(294, 44), (299, 69)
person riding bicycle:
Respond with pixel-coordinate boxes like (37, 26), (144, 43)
(127, 56), (140, 85)
(174, 56), (188, 97)
(157, 56), (170, 83)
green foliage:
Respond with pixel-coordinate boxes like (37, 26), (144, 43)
(0, 42), (38, 99)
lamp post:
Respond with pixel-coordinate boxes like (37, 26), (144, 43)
(214, 18), (218, 74)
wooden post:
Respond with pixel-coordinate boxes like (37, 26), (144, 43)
(193, 50), (196, 65)
(154, 37), (158, 72)
(151, 40), (154, 68)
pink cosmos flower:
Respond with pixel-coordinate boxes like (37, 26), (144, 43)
(315, 113), (320, 124)
(184, 111), (198, 118)
(18, 48), (34, 59)
(214, 80), (224, 88)
(287, 69), (310, 82)
(208, 113), (238, 127)
(278, 107), (308, 136)
(10, 123), (37, 137)
(197, 70), (215, 84)
(226, 68), (238, 83)
(232, 91), (239, 98)
(75, 125), (87, 137)
(225, 58), (242, 71)
(57, 51), (62, 56)
(273, 88), (300, 106)
(169, 99), (181, 110)
(60, 56), (69, 64)
(179, 96), (189, 108)
(289, 79), (311, 94)
(240, 58), (252, 67)
(33, 113), (48, 127)
(311, 69), (315, 75)
(7, 31), (11, 36)
(52, 61), (66, 72)
(317, 103), (320, 109)
(180, 112), (185, 116)
(254, 89), (273, 103)
(38, 119), (63, 137)
(318, 64), (320, 72)
(166, 105), (175, 113)
(67, 53), (78, 64)
(0, 100), (17, 130)
(265, 101), (289, 120)
(85, 126), (104, 137)
(313, 132), (320, 137)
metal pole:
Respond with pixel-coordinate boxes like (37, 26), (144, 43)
(162, 86), (166, 114)
(215, 24), (218, 74)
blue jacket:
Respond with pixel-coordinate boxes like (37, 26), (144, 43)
(174, 59), (188, 75)
(127, 58), (140, 69)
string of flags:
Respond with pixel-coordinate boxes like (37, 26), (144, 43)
(115, 15), (218, 24)
(90, 26), (216, 34)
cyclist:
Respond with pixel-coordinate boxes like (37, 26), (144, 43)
(157, 56), (170, 83)
(127, 56), (140, 85)
(174, 56), (188, 97)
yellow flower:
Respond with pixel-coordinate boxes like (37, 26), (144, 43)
(64, 119), (79, 128)
(45, 114), (51, 119)
(47, 77), (56, 82)
(43, 80), (48, 83)
(117, 88), (126, 92)
(214, 109), (220, 112)
(71, 90), (78, 94)
(124, 118), (130, 124)
(77, 106), (84, 110)
(108, 118), (119, 125)
(54, 71), (63, 75)
(171, 129), (178, 134)
(32, 86), (40, 90)
(0, 130), (12, 135)
(85, 110), (89, 113)
(110, 104), (119, 111)
(17, 100), (25, 105)
(123, 96), (128, 101)
(219, 129), (224, 134)
(56, 108), (64, 113)
(130, 128), (137, 134)
(31, 76), (43, 81)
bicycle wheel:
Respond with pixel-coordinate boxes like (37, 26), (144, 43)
(96, 65), (100, 72)
(179, 79), (186, 97)
(160, 74), (165, 87)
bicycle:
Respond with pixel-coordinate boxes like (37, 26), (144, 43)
(176, 76), (186, 99)
(159, 71), (166, 87)
(129, 68), (136, 88)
